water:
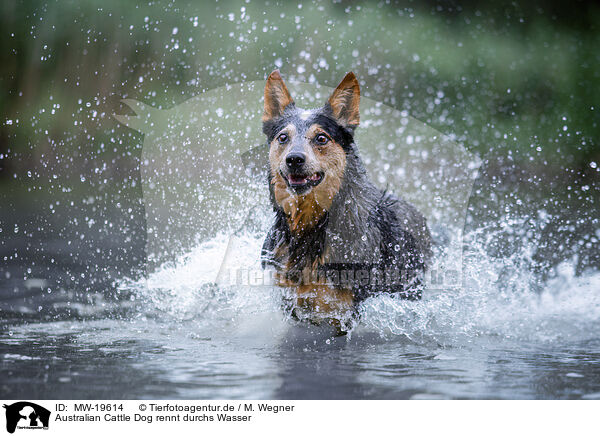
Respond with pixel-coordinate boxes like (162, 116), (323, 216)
(1, 1), (599, 402)
(2, 225), (600, 399)
(1, 83), (598, 401)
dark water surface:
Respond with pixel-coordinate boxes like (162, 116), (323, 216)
(2, 317), (600, 400)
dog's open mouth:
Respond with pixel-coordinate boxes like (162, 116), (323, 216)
(282, 171), (324, 193)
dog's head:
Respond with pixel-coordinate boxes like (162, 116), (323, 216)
(263, 70), (360, 212)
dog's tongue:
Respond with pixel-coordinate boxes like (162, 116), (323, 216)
(289, 175), (307, 184)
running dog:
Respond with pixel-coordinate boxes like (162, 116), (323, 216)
(260, 70), (431, 332)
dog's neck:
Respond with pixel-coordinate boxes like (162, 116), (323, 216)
(278, 189), (328, 234)
(325, 151), (383, 263)
(273, 147), (380, 270)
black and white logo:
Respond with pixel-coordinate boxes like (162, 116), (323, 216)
(3, 402), (50, 433)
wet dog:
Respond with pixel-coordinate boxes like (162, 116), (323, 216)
(260, 70), (431, 332)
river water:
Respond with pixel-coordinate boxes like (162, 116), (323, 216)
(2, 227), (600, 400)
(1, 85), (599, 400)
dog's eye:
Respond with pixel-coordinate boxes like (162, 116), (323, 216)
(277, 133), (289, 144)
(315, 134), (329, 145)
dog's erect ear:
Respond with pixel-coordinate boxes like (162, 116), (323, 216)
(327, 72), (360, 128)
(263, 70), (294, 121)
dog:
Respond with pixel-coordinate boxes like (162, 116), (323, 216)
(260, 70), (431, 333)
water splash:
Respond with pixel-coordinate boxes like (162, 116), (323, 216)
(120, 220), (600, 347)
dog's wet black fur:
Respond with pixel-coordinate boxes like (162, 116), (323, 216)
(260, 70), (431, 331)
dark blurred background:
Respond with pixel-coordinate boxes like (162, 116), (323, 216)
(0, 0), (599, 321)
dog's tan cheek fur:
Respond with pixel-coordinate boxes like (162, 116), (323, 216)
(312, 143), (346, 211)
(270, 141), (346, 234)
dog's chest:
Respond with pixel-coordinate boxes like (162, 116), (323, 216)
(273, 240), (354, 316)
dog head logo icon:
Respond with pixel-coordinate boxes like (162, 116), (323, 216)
(3, 402), (51, 433)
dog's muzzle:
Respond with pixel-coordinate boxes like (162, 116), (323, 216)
(281, 170), (324, 194)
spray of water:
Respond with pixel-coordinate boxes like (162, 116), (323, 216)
(120, 217), (600, 347)
(116, 81), (599, 347)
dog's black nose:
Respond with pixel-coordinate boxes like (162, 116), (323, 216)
(286, 153), (306, 170)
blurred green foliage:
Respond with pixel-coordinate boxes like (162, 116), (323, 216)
(0, 0), (599, 185)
